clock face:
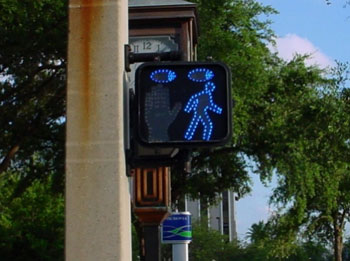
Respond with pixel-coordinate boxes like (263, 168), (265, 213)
(131, 39), (170, 53)
(130, 36), (178, 54)
(128, 36), (179, 90)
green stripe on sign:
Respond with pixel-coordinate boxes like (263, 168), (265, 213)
(179, 231), (192, 238)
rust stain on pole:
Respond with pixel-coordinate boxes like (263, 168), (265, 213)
(81, 0), (92, 116)
(78, 0), (102, 140)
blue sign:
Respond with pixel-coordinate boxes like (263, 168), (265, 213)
(161, 212), (192, 244)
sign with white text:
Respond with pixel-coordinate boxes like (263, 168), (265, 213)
(161, 212), (192, 244)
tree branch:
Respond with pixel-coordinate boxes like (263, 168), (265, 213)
(192, 146), (240, 167)
(339, 208), (347, 231)
(0, 144), (20, 174)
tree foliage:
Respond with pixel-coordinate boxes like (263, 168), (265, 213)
(0, 172), (64, 260)
(188, 219), (243, 260)
(0, 0), (67, 192)
(0, 1), (67, 259)
(249, 58), (350, 260)
(246, 220), (333, 261)
(166, 219), (332, 260)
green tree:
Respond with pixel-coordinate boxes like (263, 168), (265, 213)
(0, 172), (64, 260)
(0, 0), (67, 192)
(189, 218), (246, 261)
(249, 59), (350, 261)
(247, 221), (272, 246)
(187, 219), (331, 260)
(246, 221), (332, 261)
(0, 1), (67, 259)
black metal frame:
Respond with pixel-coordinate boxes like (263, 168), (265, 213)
(125, 44), (183, 72)
(134, 61), (233, 148)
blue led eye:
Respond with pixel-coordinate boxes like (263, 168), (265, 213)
(188, 68), (214, 82)
(150, 69), (177, 83)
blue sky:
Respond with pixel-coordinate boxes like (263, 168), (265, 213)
(235, 0), (350, 240)
(262, 0), (350, 65)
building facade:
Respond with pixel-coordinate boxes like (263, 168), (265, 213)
(185, 190), (237, 241)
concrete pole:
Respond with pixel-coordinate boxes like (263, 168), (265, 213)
(66, 0), (131, 260)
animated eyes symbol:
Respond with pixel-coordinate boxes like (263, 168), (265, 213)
(149, 68), (214, 83)
(150, 69), (177, 83)
(148, 67), (220, 141)
(188, 68), (214, 82)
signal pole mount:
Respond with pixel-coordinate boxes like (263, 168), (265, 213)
(128, 1), (199, 260)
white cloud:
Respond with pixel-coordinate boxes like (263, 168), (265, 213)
(269, 34), (335, 68)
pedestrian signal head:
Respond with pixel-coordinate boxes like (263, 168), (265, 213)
(134, 61), (232, 147)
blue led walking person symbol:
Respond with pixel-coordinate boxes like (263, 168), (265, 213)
(184, 68), (223, 141)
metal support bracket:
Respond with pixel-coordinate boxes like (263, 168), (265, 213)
(125, 44), (182, 72)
